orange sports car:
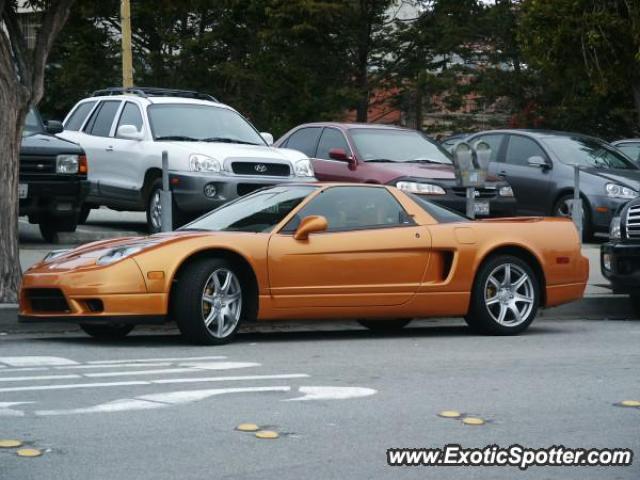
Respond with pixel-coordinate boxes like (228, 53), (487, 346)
(19, 183), (588, 344)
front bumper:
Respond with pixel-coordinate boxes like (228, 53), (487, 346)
(170, 172), (316, 213)
(601, 241), (640, 293)
(19, 177), (89, 219)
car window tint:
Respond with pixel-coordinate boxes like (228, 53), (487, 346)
(472, 134), (504, 162)
(505, 135), (546, 166)
(617, 143), (640, 162)
(284, 187), (414, 233)
(285, 127), (322, 157)
(408, 193), (469, 223)
(86, 101), (121, 137)
(65, 101), (96, 131)
(316, 128), (350, 160)
(117, 102), (143, 132)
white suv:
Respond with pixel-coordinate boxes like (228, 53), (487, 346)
(60, 87), (316, 232)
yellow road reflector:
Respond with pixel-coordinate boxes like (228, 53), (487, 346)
(438, 410), (461, 418)
(462, 417), (485, 426)
(16, 448), (42, 457)
(255, 430), (279, 439)
(236, 423), (260, 432)
(0, 440), (22, 448)
(619, 400), (640, 407)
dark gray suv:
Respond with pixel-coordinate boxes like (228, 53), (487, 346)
(466, 130), (640, 240)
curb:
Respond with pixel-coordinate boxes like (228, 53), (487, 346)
(1, 295), (636, 333)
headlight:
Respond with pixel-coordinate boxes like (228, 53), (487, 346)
(609, 216), (622, 240)
(294, 158), (314, 177)
(56, 154), (79, 174)
(190, 154), (221, 173)
(96, 246), (144, 266)
(43, 249), (70, 262)
(606, 183), (637, 199)
(499, 186), (514, 197)
(396, 181), (446, 195)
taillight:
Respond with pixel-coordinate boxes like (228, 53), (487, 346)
(79, 155), (88, 174)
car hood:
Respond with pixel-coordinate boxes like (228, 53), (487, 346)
(370, 161), (504, 183)
(165, 141), (308, 163)
(21, 133), (83, 156)
(581, 168), (640, 190)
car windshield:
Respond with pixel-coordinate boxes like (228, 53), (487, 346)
(350, 128), (453, 164)
(23, 108), (44, 136)
(181, 186), (317, 233)
(148, 104), (266, 145)
(544, 136), (638, 170)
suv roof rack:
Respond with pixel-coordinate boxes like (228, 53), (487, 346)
(91, 87), (218, 102)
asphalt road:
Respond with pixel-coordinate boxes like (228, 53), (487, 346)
(1, 318), (638, 480)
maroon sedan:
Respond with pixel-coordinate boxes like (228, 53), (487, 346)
(275, 123), (517, 217)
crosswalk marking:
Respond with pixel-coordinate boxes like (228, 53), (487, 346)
(0, 374), (80, 382)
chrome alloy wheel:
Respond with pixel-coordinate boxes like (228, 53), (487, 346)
(484, 263), (535, 326)
(201, 268), (242, 338)
(150, 190), (162, 230)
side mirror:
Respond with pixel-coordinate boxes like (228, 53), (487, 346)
(117, 124), (144, 140)
(527, 156), (551, 169)
(261, 132), (274, 146)
(45, 120), (64, 134)
(294, 215), (328, 241)
(329, 148), (352, 162)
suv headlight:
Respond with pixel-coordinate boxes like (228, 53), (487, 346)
(56, 154), (79, 174)
(499, 186), (514, 197)
(96, 246), (144, 266)
(606, 183), (637, 199)
(396, 181), (446, 195)
(294, 158), (314, 177)
(190, 154), (221, 173)
(609, 216), (622, 240)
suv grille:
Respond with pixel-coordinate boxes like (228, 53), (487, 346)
(231, 162), (290, 177)
(626, 205), (640, 239)
(26, 288), (70, 313)
(20, 155), (56, 174)
(451, 187), (497, 199)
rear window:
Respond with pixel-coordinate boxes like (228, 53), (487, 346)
(65, 101), (96, 131)
(408, 194), (469, 223)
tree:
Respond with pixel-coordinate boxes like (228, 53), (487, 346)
(0, 0), (75, 303)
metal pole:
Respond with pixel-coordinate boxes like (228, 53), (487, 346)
(466, 186), (475, 220)
(121, 0), (134, 88)
(572, 165), (583, 242)
(160, 151), (173, 232)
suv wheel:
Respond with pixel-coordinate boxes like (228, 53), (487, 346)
(39, 216), (78, 243)
(146, 178), (186, 233)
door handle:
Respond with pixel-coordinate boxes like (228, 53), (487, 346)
(105, 146), (114, 152)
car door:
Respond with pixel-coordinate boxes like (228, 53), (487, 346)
(110, 101), (148, 198)
(498, 134), (553, 215)
(268, 186), (431, 308)
(312, 127), (356, 181)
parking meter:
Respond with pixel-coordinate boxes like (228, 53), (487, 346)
(452, 141), (491, 219)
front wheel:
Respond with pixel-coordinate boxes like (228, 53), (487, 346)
(39, 216), (77, 243)
(146, 179), (186, 234)
(173, 258), (255, 345)
(80, 323), (134, 339)
(358, 319), (411, 332)
(465, 255), (539, 335)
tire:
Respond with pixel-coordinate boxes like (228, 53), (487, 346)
(358, 319), (411, 332)
(146, 178), (186, 234)
(172, 257), (256, 345)
(631, 295), (640, 319)
(80, 323), (134, 339)
(465, 255), (540, 335)
(78, 205), (92, 225)
(553, 194), (594, 242)
(39, 216), (77, 243)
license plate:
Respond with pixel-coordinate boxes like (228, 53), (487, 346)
(474, 201), (490, 216)
(18, 183), (28, 199)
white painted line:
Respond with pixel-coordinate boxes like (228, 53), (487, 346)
(284, 386), (377, 401)
(84, 363), (260, 378)
(0, 356), (78, 367)
(152, 373), (310, 384)
(0, 367), (50, 373)
(54, 362), (172, 370)
(0, 401), (33, 417)
(86, 356), (227, 365)
(0, 374), (80, 382)
(0, 380), (149, 393)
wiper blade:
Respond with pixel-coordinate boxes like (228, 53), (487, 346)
(155, 135), (200, 141)
(201, 137), (260, 145)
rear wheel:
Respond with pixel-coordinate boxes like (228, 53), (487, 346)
(358, 319), (411, 332)
(39, 216), (77, 243)
(173, 258), (255, 345)
(553, 194), (593, 242)
(80, 324), (134, 339)
(465, 255), (539, 335)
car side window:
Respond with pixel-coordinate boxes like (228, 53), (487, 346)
(116, 102), (144, 132)
(285, 127), (322, 157)
(283, 187), (414, 233)
(618, 143), (640, 162)
(65, 101), (96, 131)
(316, 128), (350, 160)
(84, 101), (121, 137)
(471, 134), (504, 163)
(505, 135), (547, 167)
